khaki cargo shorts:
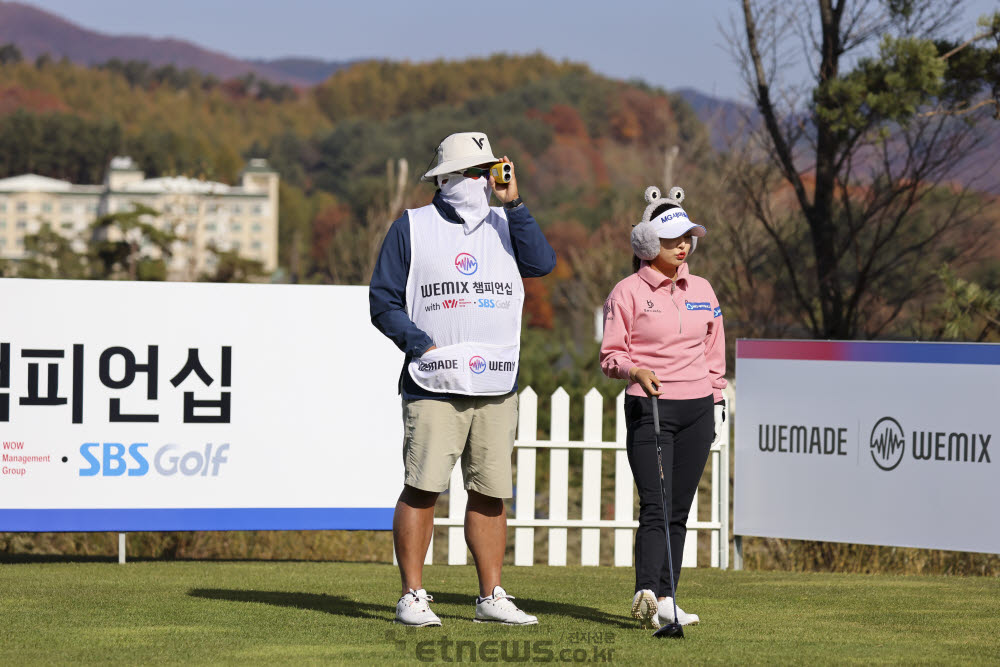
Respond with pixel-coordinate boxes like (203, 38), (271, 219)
(401, 392), (518, 499)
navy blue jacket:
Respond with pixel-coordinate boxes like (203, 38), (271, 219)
(369, 191), (557, 400)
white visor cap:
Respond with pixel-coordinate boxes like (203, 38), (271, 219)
(649, 207), (706, 240)
(422, 132), (500, 181)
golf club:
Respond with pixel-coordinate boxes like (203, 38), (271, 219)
(650, 395), (684, 639)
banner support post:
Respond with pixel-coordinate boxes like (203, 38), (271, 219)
(733, 535), (743, 570)
(118, 533), (126, 564)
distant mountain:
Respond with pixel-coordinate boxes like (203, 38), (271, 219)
(947, 124), (1000, 195)
(1, 1), (996, 194)
(676, 87), (1000, 195)
(0, 1), (315, 85)
(248, 57), (358, 85)
(676, 87), (758, 151)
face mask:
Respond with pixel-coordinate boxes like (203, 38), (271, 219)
(438, 174), (491, 234)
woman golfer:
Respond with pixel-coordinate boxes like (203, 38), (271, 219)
(600, 186), (726, 629)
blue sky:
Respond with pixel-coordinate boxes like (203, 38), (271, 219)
(17, 0), (999, 101)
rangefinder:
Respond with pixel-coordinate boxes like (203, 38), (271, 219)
(491, 162), (513, 184)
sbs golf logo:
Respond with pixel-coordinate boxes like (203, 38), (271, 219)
(78, 443), (231, 477)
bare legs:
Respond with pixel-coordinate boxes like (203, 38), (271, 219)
(393, 485), (506, 597)
(394, 485), (437, 595)
(465, 489), (506, 597)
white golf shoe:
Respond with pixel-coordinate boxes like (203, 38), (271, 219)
(474, 586), (538, 625)
(631, 589), (660, 629)
(395, 588), (442, 627)
(657, 597), (700, 626)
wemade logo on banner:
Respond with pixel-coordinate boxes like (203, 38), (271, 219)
(869, 416), (992, 471)
(78, 443), (230, 477)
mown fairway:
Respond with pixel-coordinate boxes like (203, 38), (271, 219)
(1, 560), (998, 664)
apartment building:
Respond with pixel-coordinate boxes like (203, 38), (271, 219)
(0, 156), (279, 280)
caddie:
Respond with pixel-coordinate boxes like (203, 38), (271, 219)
(369, 131), (556, 626)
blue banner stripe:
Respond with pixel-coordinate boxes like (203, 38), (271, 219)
(0, 507), (394, 532)
(737, 339), (1000, 365)
(842, 342), (1000, 364)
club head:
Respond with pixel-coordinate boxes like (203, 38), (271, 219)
(653, 622), (684, 639)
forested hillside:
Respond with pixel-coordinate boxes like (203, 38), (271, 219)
(0, 52), (712, 343)
(1, 50), (996, 350)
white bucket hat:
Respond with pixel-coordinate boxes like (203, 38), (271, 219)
(422, 132), (500, 181)
(631, 185), (707, 260)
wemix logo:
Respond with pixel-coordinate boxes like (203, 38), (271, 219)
(865, 416), (991, 468)
(455, 253), (478, 276)
(870, 417), (905, 471)
(469, 356), (486, 374)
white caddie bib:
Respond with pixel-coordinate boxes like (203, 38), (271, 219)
(405, 205), (525, 396)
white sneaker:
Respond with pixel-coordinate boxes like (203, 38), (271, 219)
(657, 597), (700, 626)
(395, 588), (442, 627)
(474, 586), (538, 625)
(631, 589), (660, 629)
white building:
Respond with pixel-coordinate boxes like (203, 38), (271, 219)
(0, 156), (279, 280)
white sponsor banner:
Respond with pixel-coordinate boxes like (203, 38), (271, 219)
(735, 340), (1000, 554)
(0, 279), (405, 531)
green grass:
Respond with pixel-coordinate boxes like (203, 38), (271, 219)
(1, 560), (998, 665)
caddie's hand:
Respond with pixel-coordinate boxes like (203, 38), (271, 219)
(489, 155), (519, 204)
(422, 345), (437, 355)
(629, 367), (662, 397)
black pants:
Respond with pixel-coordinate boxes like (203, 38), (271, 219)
(625, 394), (714, 598)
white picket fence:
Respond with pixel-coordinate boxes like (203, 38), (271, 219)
(414, 385), (732, 569)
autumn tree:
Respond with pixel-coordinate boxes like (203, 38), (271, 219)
(90, 204), (177, 280)
(733, 0), (1000, 338)
(0, 43), (21, 65)
(0, 111), (122, 183)
(199, 247), (266, 283)
(18, 223), (90, 279)
(931, 265), (1000, 341)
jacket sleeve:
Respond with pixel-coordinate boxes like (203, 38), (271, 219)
(369, 212), (435, 357)
(704, 284), (728, 403)
(599, 291), (636, 381)
(507, 204), (557, 278)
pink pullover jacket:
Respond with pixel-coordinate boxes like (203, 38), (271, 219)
(600, 262), (727, 402)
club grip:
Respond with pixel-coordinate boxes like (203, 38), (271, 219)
(651, 395), (660, 436)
